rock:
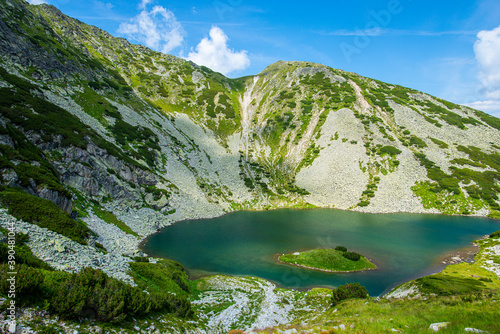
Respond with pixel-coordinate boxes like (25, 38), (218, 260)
(281, 329), (298, 334)
(38, 187), (73, 213)
(1, 170), (18, 187)
(54, 239), (66, 253)
(8, 321), (16, 333)
(429, 322), (450, 331)
(465, 328), (489, 333)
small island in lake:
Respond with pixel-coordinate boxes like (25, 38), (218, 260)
(278, 246), (377, 273)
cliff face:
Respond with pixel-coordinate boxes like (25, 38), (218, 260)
(0, 0), (500, 240)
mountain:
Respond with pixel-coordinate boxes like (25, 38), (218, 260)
(0, 0), (499, 332)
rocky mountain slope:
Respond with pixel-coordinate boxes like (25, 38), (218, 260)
(2, 0), (500, 231)
(1, 0), (500, 332)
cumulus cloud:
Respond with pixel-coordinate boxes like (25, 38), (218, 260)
(187, 26), (250, 75)
(138, 0), (153, 10)
(118, 5), (184, 54)
(27, 0), (48, 4)
(474, 25), (500, 99)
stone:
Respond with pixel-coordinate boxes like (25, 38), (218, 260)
(465, 328), (489, 333)
(54, 239), (66, 253)
(429, 322), (450, 331)
(8, 321), (16, 333)
(2, 170), (18, 187)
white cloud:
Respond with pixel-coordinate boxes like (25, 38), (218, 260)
(187, 26), (250, 75)
(94, 1), (114, 11)
(474, 25), (500, 99)
(465, 100), (500, 117)
(118, 5), (184, 54)
(27, 0), (48, 4)
(138, 0), (153, 10)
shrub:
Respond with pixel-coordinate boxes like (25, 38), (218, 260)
(0, 189), (90, 244)
(0, 242), (52, 270)
(379, 146), (402, 156)
(46, 267), (192, 322)
(490, 230), (500, 239)
(331, 282), (369, 306)
(335, 246), (347, 252)
(0, 264), (44, 302)
(409, 136), (427, 148)
(343, 252), (361, 261)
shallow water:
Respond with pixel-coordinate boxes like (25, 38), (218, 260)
(141, 209), (499, 296)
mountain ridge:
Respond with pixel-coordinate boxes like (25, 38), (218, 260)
(1, 0), (500, 231)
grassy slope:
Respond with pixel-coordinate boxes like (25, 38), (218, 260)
(283, 294), (500, 333)
(279, 249), (377, 272)
(265, 235), (500, 333)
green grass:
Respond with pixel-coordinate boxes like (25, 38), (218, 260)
(93, 207), (139, 237)
(278, 248), (377, 272)
(416, 274), (486, 296)
(412, 181), (484, 215)
(286, 294), (500, 333)
(129, 259), (194, 298)
(429, 137), (449, 149)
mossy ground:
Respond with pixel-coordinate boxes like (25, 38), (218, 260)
(278, 248), (377, 272)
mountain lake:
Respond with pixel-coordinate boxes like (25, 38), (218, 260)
(141, 209), (500, 296)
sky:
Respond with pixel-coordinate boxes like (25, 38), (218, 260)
(27, 0), (500, 118)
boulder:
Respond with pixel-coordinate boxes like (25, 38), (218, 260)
(429, 322), (450, 331)
(54, 239), (66, 253)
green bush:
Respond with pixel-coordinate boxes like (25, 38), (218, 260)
(0, 264), (44, 302)
(335, 246), (347, 252)
(379, 146), (402, 156)
(331, 282), (369, 306)
(429, 137), (449, 149)
(342, 251), (361, 261)
(490, 230), (500, 239)
(129, 259), (191, 296)
(47, 267), (192, 322)
(409, 136), (427, 148)
(0, 189), (90, 244)
(0, 242), (52, 270)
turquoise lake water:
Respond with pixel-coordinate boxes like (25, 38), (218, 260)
(141, 209), (500, 296)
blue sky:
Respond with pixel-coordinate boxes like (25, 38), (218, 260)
(28, 0), (500, 117)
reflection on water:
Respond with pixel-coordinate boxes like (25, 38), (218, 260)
(141, 209), (499, 296)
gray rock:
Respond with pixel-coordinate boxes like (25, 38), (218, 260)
(38, 188), (72, 213)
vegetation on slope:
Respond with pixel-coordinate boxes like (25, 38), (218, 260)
(0, 264), (192, 323)
(0, 187), (91, 244)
